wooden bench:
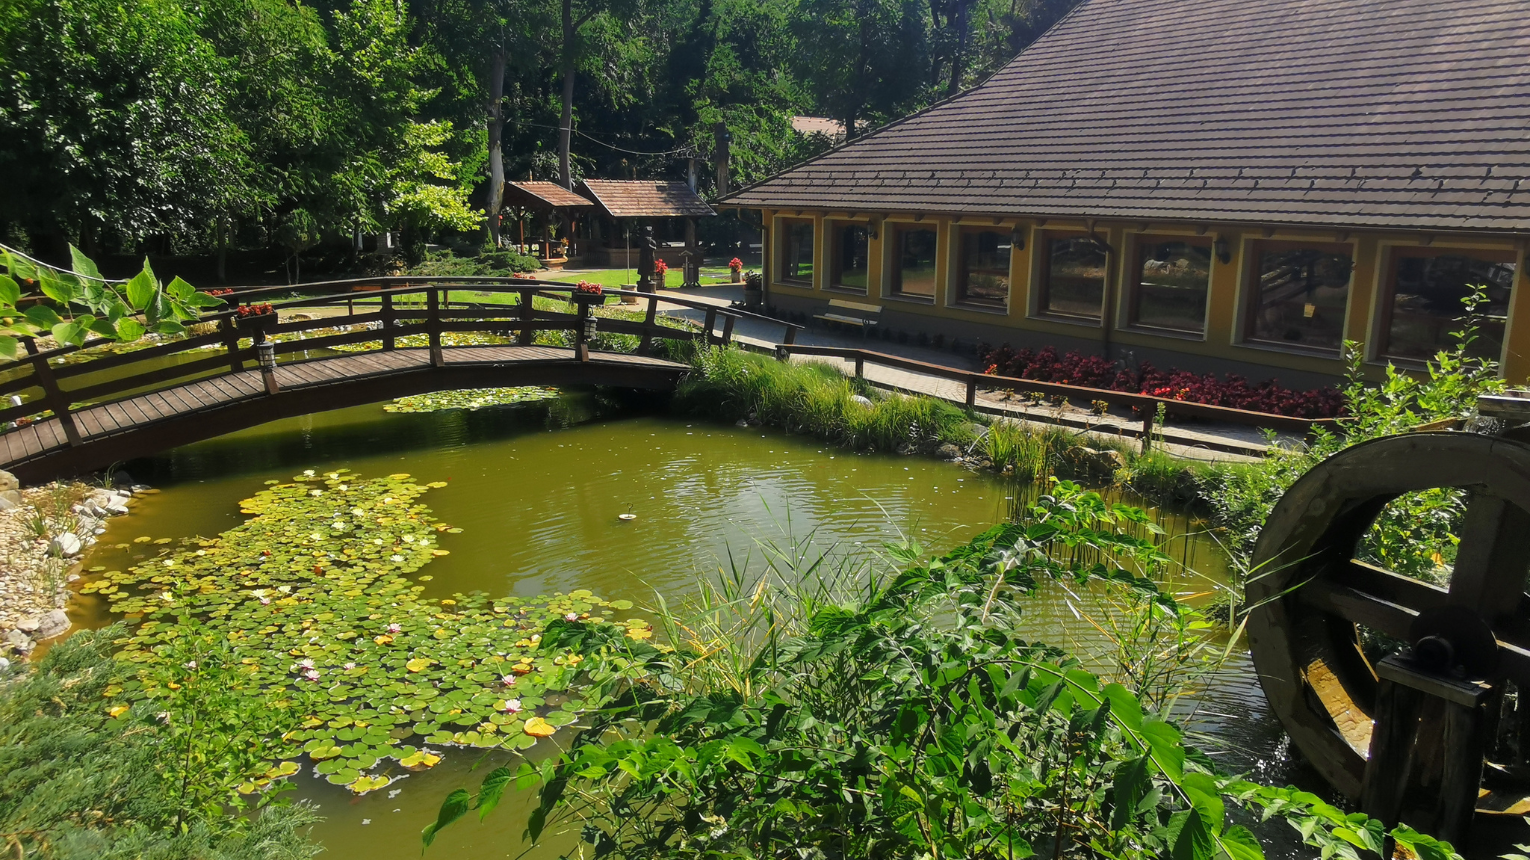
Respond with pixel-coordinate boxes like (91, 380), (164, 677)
(813, 299), (882, 337)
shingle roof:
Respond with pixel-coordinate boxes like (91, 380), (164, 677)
(577, 180), (716, 218)
(724, 0), (1530, 233)
(505, 181), (594, 210)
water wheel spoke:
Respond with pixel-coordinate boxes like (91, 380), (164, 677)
(1300, 577), (1417, 640)
(1447, 494), (1530, 623)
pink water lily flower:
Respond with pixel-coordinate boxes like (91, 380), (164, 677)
(502, 699), (522, 713)
(387, 623), (402, 634)
(302, 669), (320, 681)
(500, 675), (516, 687)
(564, 612), (579, 622)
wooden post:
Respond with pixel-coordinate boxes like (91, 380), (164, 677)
(427, 288), (444, 367)
(1140, 406), (1155, 453)
(719, 314), (735, 346)
(518, 289), (535, 346)
(854, 355), (865, 378)
(25, 339), (81, 446)
(381, 292), (396, 351)
(965, 376), (977, 410)
(574, 297), (591, 362)
(221, 316), (243, 373)
(1363, 654), (1495, 848)
(703, 307), (717, 344)
(781, 325), (797, 346)
(637, 294), (658, 356)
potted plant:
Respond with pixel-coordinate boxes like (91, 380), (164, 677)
(235, 302), (278, 333)
(742, 270), (763, 311)
(729, 257), (744, 283)
(653, 259), (668, 289)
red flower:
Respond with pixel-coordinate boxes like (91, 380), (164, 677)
(653, 260), (668, 275)
(575, 281), (602, 296)
(729, 257), (744, 271)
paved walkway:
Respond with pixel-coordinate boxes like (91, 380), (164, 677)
(650, 284), (1282, 462)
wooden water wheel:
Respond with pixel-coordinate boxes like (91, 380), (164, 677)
(1247, 431), (1530, 846)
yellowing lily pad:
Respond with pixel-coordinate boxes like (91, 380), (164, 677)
(523, 717), (557, 737)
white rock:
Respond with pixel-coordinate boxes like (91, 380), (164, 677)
(34, 609), (69, 640)
(735, 418), (750, 427)
(49, 533), (83, 557)
(0, 494), (18, 512)
(15, 617), (39, 633)
(0, 470), (17, 493)
(3, 629), (30, 654)
(850, 395), (874, 407)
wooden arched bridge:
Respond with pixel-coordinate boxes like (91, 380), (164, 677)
(0, 278), (790, 483)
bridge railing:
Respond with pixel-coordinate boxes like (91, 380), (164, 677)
(0, 278), (797, 444)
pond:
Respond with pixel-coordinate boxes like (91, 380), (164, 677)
(72, 391), (1318, 858)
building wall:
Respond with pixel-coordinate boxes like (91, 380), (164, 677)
(758, 208), (1530, 385)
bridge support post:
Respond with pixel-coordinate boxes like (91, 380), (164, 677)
(703, 307), (717, 345)
(517, 290), (535, 346)
(221, 317), (243, 373)
(25, 339), (81, 447)
(427, 289), (444, 368)
(257, 340), (279, 395)
(637, 294), (658, 356)
(381, 293), (396, 350)
(573, 295), (596, 362)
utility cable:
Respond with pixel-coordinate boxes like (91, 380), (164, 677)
(0, 242), (125, 284)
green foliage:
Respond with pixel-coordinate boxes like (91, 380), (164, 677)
(384, 386), (560, 413)
(0, 629), (320, 860)
(1197, 287), (1505, 573)
(0, 246), (221, 357)
(408, 248), (544, 276)
(432, 484), (1461, 859)
(80, 469), (649, 795)
(676, 344), (976, 451)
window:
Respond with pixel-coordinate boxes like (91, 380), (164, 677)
(1245, 243), (1353, 352)
(1039, 234), (1107, 320)
(1380, 248), (1515, 361)
(779, 219), (814, 285)
(1129, 238), (1211, 333)
(955, 228), (1011, 306)
(830, 223), (870, 292)
(891, 226), (937, 298)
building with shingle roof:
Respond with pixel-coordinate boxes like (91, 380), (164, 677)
(722, 0), (1530, 384)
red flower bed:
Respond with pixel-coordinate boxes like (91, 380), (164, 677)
(575, 281), (602, 296)
(236, 302), (275, 317)
(977, 344), (1343, 419)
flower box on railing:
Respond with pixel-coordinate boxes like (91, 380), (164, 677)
(235, 303), (278, 333)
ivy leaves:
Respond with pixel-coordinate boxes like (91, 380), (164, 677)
(0, 246), (223, 358)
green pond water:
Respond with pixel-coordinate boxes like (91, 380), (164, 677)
(73, 392), (1309, 858)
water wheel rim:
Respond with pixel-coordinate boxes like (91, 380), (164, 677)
(1247, 432), (1530, 800)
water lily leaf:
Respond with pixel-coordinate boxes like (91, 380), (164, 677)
(523, 717), (557, 737)
(406, 658), (434, 672)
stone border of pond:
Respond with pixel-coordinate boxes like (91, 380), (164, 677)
(0, 467), (151, 659)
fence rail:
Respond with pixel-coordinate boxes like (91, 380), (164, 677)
(777, 344), (1339, 446)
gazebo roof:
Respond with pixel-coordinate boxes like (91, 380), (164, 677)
(504, 181), (595, 211)
(577, 180), (715, 219)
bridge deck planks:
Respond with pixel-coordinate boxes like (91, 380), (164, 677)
(0, 346), (686, 472)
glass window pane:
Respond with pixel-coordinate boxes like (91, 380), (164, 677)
(832, 224), (870, 291)
(1043, 236), (1106, 319)
(957, 229), (1010, 306)
(892, 227), (937, 297)
(1384, 252), (1514, 361)
(1246, 246), (1353, 351)
(1132, 239), (1210, 332)
(781, 220), (814, 283)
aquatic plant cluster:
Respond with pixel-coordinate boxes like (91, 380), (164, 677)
(978, 344), (1344, 418)
(383, 386), (558, 413)
(79, 470), (650, 796)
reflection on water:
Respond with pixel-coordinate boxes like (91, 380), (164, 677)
(77, 392), (1324, 858)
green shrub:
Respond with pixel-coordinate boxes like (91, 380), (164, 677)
(0, 630), (320, 860)
(675, 345), (975, 452)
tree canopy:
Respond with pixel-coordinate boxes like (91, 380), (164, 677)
(0, 0), (1081, 265)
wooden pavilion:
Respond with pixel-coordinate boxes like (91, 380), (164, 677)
(502, 181), (595, 269)
(575, 180), (716, 284)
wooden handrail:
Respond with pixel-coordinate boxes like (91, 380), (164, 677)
(777, 344), (1339, 437)
(0, 282), (731, 435)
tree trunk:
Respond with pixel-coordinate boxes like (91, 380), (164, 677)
(558, 0), (576, 189)
(946, 0), (968, 95)
(487, 42), (508, 247)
